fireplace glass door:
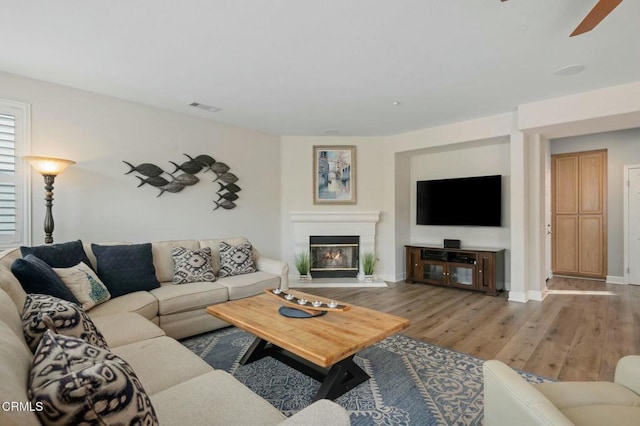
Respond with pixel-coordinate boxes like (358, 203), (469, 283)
(309, 235), (359, 278)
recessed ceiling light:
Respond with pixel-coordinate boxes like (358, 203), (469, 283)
(392, 101), (401, 106)
(324, 130), (340, 135)
(188, 102), (221, 112)
(554, 64), (586, 77)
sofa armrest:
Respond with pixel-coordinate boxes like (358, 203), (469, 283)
(255, 256), (289, 291)
(615, 355), (640, 395)
(483, 360), (572, 426)
(278, 400), (349, 425)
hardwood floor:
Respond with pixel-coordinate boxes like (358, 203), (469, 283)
(306, 277), (640, 381)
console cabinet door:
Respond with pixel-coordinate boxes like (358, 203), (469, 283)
(448, 263), (476, 289)
(477, 253), (496, 294)
(406, 248), (422, 283)
(422, 261), (446, 285)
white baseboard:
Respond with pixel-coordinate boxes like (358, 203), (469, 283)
(606, 275), (625, 285)
(527, 290), (548, 301)
(289, 278), (387, 288)
(508, 291), (528, 303)
(378, 272), (404, 283)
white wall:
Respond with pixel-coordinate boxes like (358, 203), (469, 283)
(280, 136), (384, 271)
(0, 71), (282, 257)
(550, 129), (640, 277)
(409, 140), (510, 245)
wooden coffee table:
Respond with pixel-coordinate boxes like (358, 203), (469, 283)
(206, 290), (409, 401)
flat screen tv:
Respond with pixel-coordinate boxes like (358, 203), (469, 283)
(416, 175), (502, 226)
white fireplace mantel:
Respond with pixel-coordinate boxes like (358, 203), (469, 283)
(290, 211), (380, 279)
(290, 211), (380, 224)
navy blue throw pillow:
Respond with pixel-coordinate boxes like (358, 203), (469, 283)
(11, 254), (80, 304)
(91, 243), (160, 298)
(21, 240), (93, 270)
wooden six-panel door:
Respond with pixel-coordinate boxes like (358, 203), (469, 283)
(552, 149), (607, 279)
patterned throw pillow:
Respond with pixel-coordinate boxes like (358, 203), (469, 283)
(218, 241), (256, 277)
(53, 262), (111, 310)
(172, 247), (216, 284)
(29, 330), (158, 426)
(22, 294), (109, 353)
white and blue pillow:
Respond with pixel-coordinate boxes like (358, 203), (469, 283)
(53, 262), (111, 310)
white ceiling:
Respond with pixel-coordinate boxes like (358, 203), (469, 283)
(1, 1), (639, 136)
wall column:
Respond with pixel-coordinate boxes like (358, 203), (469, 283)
(509, 134), (529, 302)
(526, 135), (548, 300)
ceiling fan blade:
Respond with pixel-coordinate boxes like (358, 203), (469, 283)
(570, 0), (623, 37)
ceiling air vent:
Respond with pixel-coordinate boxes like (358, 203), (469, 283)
(188, 102), (221, 112)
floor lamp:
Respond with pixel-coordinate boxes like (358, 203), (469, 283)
(24, 156), (75, 244)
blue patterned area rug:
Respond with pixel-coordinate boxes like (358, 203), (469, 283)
(181, 327), (548, 425)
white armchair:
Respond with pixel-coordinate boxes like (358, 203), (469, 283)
(483, 356), (640, 425)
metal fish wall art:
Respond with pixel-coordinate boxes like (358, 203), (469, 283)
(174, 173), (200, 186)
(212, 172), (238, 184)
(170, 159), (204, 175)
(217, 191), (239, 201)
(213, 199), (236, 211)
(218, 182), (241, 193)
(123, 153), (241, 211)
(158, 181), (186, 197)
(123, 161), (165, 177)
(136, 176), (170, 188)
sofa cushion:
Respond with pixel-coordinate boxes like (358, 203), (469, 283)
(29, 330), (158, 426)
(87, 290), (158, 320)
(150, 281), (228, 315)
(218, 271), (280, 300)
(561, 405), (640, 426)
(151, 240), (200, 283)
(112, 336), (213, 395)
(172, 246), (216, 284)
(92, 243), (160, 298)
(158, 308), (229, 340)
(22, 294), (108, 352)
(535, 381), (640, 409)
(149, 371), (286, 425)
(53, 261), (111, 310)
(0, 288), (25, 343)
(0, 321), (40, 426)
(219, 241), (256, 277)
(91, 312), (166, 348)
(21, 239), (93, 269)
(11, 254), (80, 304)
(0, 263), (27, 309)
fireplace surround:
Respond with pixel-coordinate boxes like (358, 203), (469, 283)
(291, 211), (380, 280)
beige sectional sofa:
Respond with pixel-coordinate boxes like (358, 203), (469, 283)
(0, 237), (350, 425)
(1, 237), (289, 339)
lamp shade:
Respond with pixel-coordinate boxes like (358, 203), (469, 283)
(24, 156), (75, 176)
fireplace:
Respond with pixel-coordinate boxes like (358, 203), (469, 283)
(291, 211), (380, 281)
(310, 236), (359, 278)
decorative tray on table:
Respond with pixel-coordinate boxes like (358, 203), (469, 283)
(265, 288), (350, 317)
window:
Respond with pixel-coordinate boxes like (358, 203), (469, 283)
(0, 100), (31, 247)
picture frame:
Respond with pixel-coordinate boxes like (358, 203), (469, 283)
(313, 145), (356, 204)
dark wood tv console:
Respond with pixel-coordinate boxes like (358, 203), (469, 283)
(405, 245), (505, 296)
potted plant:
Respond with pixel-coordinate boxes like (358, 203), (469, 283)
(294, 252), (312, 282)
(362, 251), (377, 282)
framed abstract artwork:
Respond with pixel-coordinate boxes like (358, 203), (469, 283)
(313, 145), (356, 204)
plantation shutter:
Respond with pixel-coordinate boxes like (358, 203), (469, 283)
(0, 101), (30, 247)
